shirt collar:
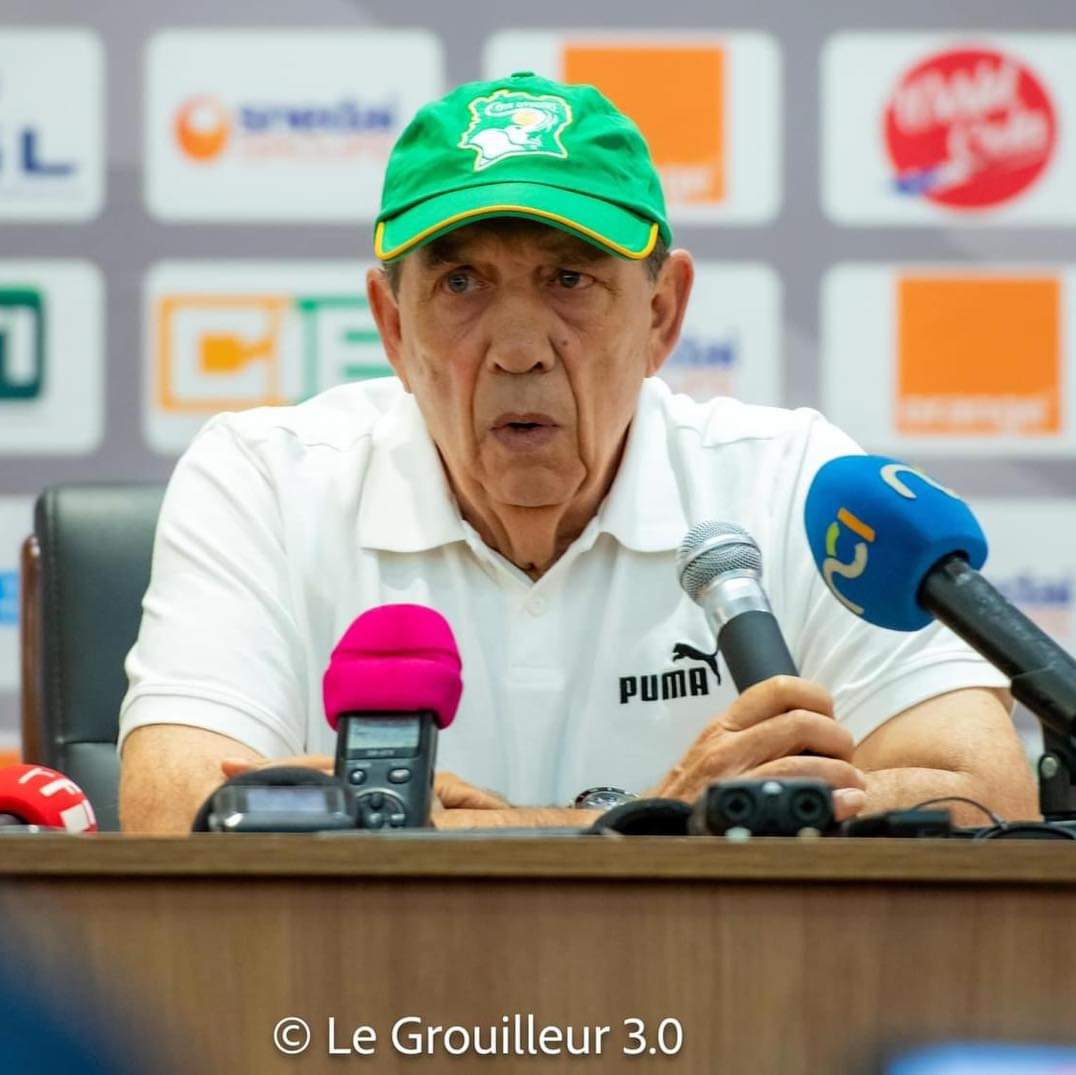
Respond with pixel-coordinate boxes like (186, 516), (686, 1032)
(357, 388), (466, 552)
(358, 377), (688, 555)
(597, 377), (689, 553)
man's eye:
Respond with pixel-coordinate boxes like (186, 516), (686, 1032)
(555, 269), (592, 290)
(444, 271), (474, 294)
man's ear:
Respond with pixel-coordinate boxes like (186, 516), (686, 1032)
(366, 264), (410, 390)
(646, 249), (694, 378)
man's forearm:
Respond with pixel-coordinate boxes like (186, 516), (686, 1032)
(120, 725), (262, 834)
(863, 767), (1039, 827)
(434, 808), (600, 830)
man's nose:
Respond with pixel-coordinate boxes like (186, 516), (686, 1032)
(484, 299), (557, 375)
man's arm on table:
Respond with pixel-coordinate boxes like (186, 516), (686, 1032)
(120, 724), (262, 834)
(120, 725), (598, 832)
(853, 687), (1039, 825)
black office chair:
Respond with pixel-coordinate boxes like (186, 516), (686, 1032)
(21, 485), (165, 832)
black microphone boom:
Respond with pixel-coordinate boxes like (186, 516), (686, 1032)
(920, 555), (1076, 740)
(918, 554), (1076, 819)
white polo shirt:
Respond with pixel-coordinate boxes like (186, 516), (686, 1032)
(119, 377), (1007, 805)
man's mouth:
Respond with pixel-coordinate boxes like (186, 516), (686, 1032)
(491, 413), (560, 449)
(493, 412), (558, 431)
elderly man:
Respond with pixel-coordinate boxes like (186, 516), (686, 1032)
(119, 73), (1036, 833)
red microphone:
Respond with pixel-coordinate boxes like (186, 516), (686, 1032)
(0, 764), (98, 833)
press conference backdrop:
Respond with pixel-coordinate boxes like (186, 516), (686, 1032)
(1, 0), (1074, 763)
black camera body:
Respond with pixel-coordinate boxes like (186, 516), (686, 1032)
(690, 778), (835, 836)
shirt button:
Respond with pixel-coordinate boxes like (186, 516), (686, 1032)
(527, 596), (548, 616)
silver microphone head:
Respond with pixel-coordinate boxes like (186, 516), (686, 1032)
(677, 521), (763, 603)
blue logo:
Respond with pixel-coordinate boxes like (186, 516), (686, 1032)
(995, 574), (1072, 607)
(995, 573), (1073, 640)
(0, 130), (75, 179)
(0, 571), (18, 627)
(669, 334), (737, 371)
(663, 334), (739, 400)
(0, 83), (76, 182)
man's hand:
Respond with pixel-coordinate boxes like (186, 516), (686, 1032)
(433, 772), (510, 810)
(649, 676), (867, 822)
(220, 757), (508, 811)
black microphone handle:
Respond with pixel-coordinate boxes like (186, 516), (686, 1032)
(718, 610), (799, 693)
(919, 555), (1076, 739)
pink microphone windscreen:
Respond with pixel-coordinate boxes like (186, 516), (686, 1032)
(322, 604), (462, 731)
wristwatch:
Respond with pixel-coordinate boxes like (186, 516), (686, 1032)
(572, 787), (638, 811)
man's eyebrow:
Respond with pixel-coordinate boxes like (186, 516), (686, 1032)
(537, 233), (612, 265)
(418, 231), (613, 270)
(420, 237), (468, 269)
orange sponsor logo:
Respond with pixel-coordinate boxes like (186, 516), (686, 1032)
(156, 295), (288, 413)
(896, 275), (1061, 436)
(562, 44), (725, 206)
(174, 96), (232, 162)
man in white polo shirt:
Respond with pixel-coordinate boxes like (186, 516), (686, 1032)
(119, 73), (1036, 833)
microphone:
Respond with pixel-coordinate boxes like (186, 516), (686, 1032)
(803, 453), (988, 633)
(803, 454), (1076, 808)
(323, 604), (462, 830)
(677, 521), (797, 692)
(0, 765), (98, 833)
(191, 767), (354, 833)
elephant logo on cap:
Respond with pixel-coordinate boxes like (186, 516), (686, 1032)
(460, 89), (573, 171)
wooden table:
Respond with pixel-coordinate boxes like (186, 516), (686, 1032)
(2, 834), (1075, 1074)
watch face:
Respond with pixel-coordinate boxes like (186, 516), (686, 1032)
(575, 787), (634, 810)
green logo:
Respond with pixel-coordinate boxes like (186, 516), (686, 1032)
(0, 288), (45, 401)
(459, 90), (573, 172)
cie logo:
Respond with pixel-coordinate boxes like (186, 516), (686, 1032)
(822, 463), (960, 616)
(155, 293), (385, 413)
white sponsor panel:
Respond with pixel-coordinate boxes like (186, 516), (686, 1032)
(821, 263), (1076, 457)
(660, 262), (782, 405)
(823, 33), (1076, 225)
(0, 29), (103, 221)
(145, 30), (443, 221)
(0, 261), (104, 455)
(0, 496), (32, 694)
(971, 499), (1076, 657)
(484, 31), (781, 223)
(144, 261), (388, 454)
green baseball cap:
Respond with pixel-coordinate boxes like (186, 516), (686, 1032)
(374, 71), (672, 263)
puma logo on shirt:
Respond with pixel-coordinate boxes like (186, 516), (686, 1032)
(618, 640), (722, 704)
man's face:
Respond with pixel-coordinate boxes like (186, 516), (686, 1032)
(370, 222), (669, 509)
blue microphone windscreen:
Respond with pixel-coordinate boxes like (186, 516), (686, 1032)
(803, 455), (987, 632)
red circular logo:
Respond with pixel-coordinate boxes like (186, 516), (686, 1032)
(884, 47), (1057, 210)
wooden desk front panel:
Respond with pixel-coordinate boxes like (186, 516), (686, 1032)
(4, 870), (1073, 1075)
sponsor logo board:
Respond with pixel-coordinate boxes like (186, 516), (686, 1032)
(0, 262), (103, 455)
(0, 29), (103, 220)
(660, 262), (782, 405)
(145, 262), (388, 453)
(823, 33), (1076, 224)
(146, 30), (443, 220)
(822, 264), (1073, 456)
(484, 31), (781, 222)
